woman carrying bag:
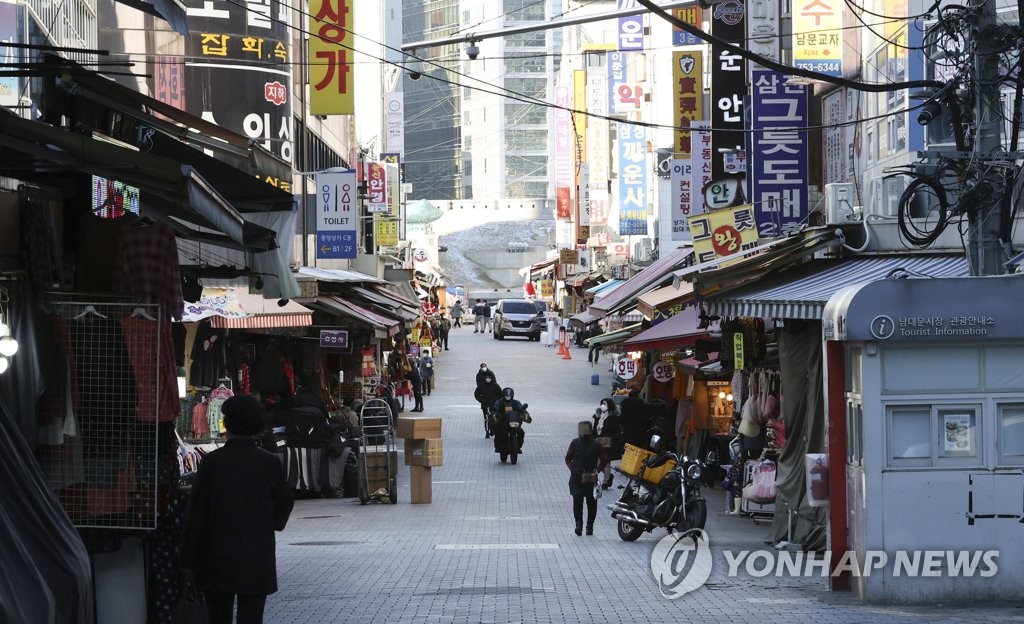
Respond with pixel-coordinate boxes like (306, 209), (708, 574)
(565, 421), (609, 536)
(592, 398), (623, 489)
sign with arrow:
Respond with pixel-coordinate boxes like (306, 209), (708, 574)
(316, 169), (357, 259)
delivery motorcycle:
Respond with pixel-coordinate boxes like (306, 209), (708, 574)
(608, 435), (710, 541)
(491, 403), (531, 464)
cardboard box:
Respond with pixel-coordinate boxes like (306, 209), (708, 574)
(363, 449), (398, 492)
(404, 438), (443, 467)
(410, 465), (432, 504)
(396, 416), (442, 440)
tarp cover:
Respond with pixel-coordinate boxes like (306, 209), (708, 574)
(0, 401), (93, 623)
(769, 320), (827, 550)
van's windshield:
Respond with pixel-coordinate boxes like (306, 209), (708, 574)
(502, 302), (538, 314)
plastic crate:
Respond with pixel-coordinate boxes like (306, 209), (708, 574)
(640, 458), (677, 484)
(620, 444), (654, 476)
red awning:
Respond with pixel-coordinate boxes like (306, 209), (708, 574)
(621, 306), (708, 352)
(210, 312), (311, 329)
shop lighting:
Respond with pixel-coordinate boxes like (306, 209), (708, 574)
(0, 287), (17, 366)
(0, 336), (17, 357)
(0, 356), (8, 375)
(629, 351), (642, 359)
(177, 366), (187, 399)
(718, 391), (726, 399)
(726, 393), (734, 402)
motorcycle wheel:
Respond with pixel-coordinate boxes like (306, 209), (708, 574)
(500, 453), (508, 463)
(683, 499), (708, 531)
(617, 519), (645, 542)
(510, 452), (518, 465)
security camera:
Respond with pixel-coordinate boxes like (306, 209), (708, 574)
(408, 68), (422, 81)
(466, 42), (480, 61)
(917, 100), (942, 126)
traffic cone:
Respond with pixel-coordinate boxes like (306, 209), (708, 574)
(561, 336), (572, 360)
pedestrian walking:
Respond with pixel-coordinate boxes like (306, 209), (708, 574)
(419, 352), (435, 396)
(484, 301), (493, 333)
(592, 398), (624, 489)
(472, 299), (488, 333)
(450, 300), (465, 328)
(181, 395), (294, 624)
(438, 314), (451, 350)
(619, 388), (647, 449)
(408, 362), (425, 412)
(565, 421), (608, 536)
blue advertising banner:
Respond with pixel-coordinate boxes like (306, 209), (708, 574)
(750, 69), (809, 238)
(607, 51), (626, 114)
(315, 169), (358, 259)
(618, 0), (644, 51)
(617, 121), (648, 235)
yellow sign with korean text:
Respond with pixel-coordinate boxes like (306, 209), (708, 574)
(687, 204), (760, 265)
(733, 332), (745, 370)
(574, 70), (587, 162)
(374, 217), (399, 247)
(672, 51), (702, 158)
(309, 0), (354, 115)
(559, 248), (579, 264)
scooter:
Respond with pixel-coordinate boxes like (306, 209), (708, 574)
(608, 435), (711, 541)
(492, 403), (531, 464)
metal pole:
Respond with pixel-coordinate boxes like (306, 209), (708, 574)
(970, 0), (1003, 276)
(300, 17), (310, 268)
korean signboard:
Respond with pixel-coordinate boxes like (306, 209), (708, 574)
(710, 0), (746, 182)
(673, 51), (702, 158)
(320, 330), (349, 350)
(607, 51), (627, 114)
(822, 89), (848, 184)
(574, 70), (587, 162)
(690, 121), (712, 215)
(750, 69), (809, 238)
(617, 0), (644, 51)
(793, 0), (842, 76)
(616, 121), (648, 236)
(384, 92), (404, 153)
(315, 169), (357, 259)
(671, 160), (693, 240)
(555, 85), (574, 221)
(672, 6), (703, 47)
(380, 156), (401, 216)
(367, 162), (388, 213)
(374, 217), (399, 247)
(688, 205), (760, 264)
(309, 0), (354, 114)
(613, 83), (645, 115)
(184, 0), (293, 169)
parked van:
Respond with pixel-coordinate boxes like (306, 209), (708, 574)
(492, 299), (545, 341)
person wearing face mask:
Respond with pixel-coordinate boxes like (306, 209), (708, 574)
(565, 421), (608, 536)
(592, 398), (623, 489)
(475, 363), (496, 387)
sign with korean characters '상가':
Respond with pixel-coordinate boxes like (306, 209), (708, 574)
(309, 0), (354, 115)
(688, 205), (760, 265)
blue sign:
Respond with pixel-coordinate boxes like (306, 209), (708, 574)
(315, 169), (358, 259)
(319, 330), (349, 349)
(617, 0), (644, 51)
(607, 51), (626, 115)
(617, 121), (648, 236)
(750, 70), (809, 238)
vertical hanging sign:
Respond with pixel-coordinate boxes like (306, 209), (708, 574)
(366, 162), (388, 213)
(316, 169), (357, 259)
(672, 6), (704, 47)
(750, 69), (809, 238)
(617, 0), (644, 51)
(710, 0), (746, 182)
(555, 84), (574, 221)
(384, 92), (404, 153)
(793, 0), (842, 76)
(309, 0), (354, 115)
(690, 121), (712, 215)
(617, 121), (648, 235)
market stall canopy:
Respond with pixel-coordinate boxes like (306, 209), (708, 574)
(621, 306), (708, 352)
(298, 267), (387, 285)
(570, 310), (599, 326)
(565, 271), (602, 287)
(678, 352), (721, 374)
(309, 296), (401, 338)
(704, 254), (969, 321)
(586, 323), (644, 348)
(523, 257), (558, 281)
(636, 282), (695, 320)
(585, 279), (624, 296)
(588, 247), (694, 318)
(181, 287), (312, 329)
(349, 286), (421, 326)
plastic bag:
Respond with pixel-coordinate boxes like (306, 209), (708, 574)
(743, 460), (777, 504)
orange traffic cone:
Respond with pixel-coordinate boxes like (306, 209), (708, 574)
(560, 336), (572, 360)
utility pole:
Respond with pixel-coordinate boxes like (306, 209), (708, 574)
(969, 0), (1004, 276)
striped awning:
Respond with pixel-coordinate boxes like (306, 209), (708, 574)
(705, 254), (970, 320)
(183, 287), (312, 328)
(210, 311), (311, 329)
(313, 295), (401, 337)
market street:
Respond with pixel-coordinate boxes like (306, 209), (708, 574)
(267, 328), (1024, 624)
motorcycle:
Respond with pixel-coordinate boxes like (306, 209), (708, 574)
(492, 403), (531, 464)
(608, 435), (711, 541)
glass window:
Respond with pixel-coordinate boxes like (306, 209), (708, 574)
(999, 403), (1024, 464)
(847, 401), (863, 464)
(938, 409), (977, 458)
(891, 407), (930, 459)
(505, 102), (547, 124)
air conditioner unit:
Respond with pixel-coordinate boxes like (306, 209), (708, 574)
(824, 183), (856, 224)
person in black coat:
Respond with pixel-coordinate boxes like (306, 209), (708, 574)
(592, 397), (624, 489)
(181, 395), (294, 624)
(408, 363), (425, 412)
(473, 373), (502, 438)
(564, 421), (608, 536)
(619, 388), (647, 450)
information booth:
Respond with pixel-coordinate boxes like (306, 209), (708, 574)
(822, 275), (1024, 602)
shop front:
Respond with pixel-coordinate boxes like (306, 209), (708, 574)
(823, 275), (1024, 602)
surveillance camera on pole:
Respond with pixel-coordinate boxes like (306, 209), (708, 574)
(466, 40), (479, 61)
(405, 50), (423, 80)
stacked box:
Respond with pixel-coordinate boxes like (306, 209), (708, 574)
(410, 466), (432, 504)
(404, 438), (443, 467)
(396, 416), (442, 439)
(363, 448), (398, 493)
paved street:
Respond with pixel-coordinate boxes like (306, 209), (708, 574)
(267, 326), (1024, 623)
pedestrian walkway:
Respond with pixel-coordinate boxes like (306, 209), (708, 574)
(267, 329), (1024, 623)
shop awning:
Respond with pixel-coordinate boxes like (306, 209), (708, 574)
(636, 282), (695, 320)
(589, 247), (694, 318)
(704, 254), (970, 320)
(312, 296), (401, 338)
(621, 307), (708, 352)
(585, 279), (623, 295)
(349, 286), (421, 325)
(524, 257), (558, 280)
(586, 323), (644, 348)
(678, 352), (721, 374)
(570, 310), (599, 326)
(565, 271), (601, 287)
(181, 287), (312, 328)
(298, 267), (387, 285)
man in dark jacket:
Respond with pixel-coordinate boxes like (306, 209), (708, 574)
(565, 421), (609, 536)
(181, 395), (293, 624)
(408, 363), (425, 412)
(619, 389), (647, 449)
